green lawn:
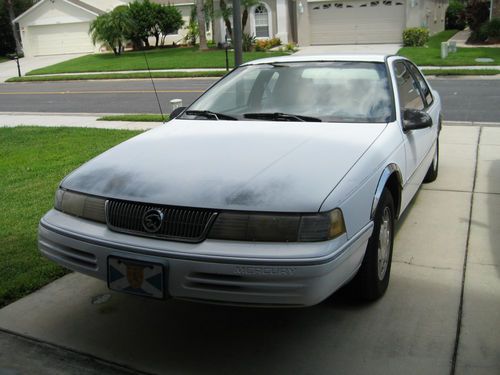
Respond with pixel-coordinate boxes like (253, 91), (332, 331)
(98, 114), (169, 122)
(422, 68), (500, 76)
(398, 30), (500, 66)
(27, 47), (288, 75)
(0, 127), (141, 307)
(7, 70), (225, 82)
(0, 56), (9, 63)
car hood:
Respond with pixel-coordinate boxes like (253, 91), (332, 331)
(61, 120), (387, 212)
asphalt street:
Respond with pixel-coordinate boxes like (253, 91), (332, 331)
(0, 78), (499, 122)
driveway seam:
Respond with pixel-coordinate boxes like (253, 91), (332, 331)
(450, 126), (481, 375)
(392, 260), (456, 271)
(0, 327), (154, 375)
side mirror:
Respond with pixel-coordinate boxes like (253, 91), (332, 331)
(402, 109), (433, 131)
(170, 106), (186, 119)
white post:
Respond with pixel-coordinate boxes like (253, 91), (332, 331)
(170, 99), (183, 111)
(448, 41), (457, 53)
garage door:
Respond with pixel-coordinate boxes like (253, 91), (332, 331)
(309, 0), (405, 44)
(28, 22), (94, 56)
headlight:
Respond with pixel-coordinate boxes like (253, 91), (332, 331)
(208, 209), (346, 242)
(54, 188), (106, 223)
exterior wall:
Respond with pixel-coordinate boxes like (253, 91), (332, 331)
(81, 0), (128, 12)
(17, 0), (100, 57)
(296, 0), (311, 45)
(405, 0), (447, 35)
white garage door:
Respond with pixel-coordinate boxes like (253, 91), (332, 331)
(28, 22), (94, 56)
(309, 0), (405, 45)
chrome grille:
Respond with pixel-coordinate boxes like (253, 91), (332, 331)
(105, 199), (217, 242)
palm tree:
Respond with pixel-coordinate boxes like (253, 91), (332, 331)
(89, 7), (131, 55)
(196, 0), (208, 50)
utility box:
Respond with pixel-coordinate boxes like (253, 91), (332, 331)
(441, 42), (449, 59)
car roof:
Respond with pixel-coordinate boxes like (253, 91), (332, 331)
(242, 54), (391, 66)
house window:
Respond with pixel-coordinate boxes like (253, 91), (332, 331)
(255, 4), (269, 38)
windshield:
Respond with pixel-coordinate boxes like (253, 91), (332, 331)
(181, 61), (393, 123)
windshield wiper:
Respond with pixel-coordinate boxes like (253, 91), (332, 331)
(185, 110), (237, 121)
(243, 112), (322, 122)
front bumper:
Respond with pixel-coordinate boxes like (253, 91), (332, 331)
(38, 209), (373, 307)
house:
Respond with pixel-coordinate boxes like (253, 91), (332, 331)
(208, 0), (449, 46)
(14, 0), (200, 57)
(14, 0), (126, 57)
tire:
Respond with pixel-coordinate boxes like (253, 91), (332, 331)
(423, 139), (439, 183)
(351, 189), (395, 301)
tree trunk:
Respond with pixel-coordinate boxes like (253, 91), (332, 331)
(242, 8), (249, 31)
(142, 37), (150, 47)
(219, 0), (233, 40)
(197, 0), (208, 50)
(6, 0), (23, 55)
(154, 33), (160, 48)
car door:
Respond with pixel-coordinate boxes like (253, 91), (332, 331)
(393, 60), (437, 194)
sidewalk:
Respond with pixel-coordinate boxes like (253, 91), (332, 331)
(1, 112), (500, 130)
(449, 28), (500, 48)
(0, 112), (160, 131)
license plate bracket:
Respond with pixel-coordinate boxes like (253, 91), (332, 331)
(107, 256), (165, 299)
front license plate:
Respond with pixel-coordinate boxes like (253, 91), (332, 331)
(107, 257), (165, 299)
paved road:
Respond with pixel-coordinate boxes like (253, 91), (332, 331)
(0, 78), (499, 122)
(0, 78), (216, 115)
(430, 78), (500, 123)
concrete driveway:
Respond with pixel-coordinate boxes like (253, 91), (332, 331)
(0, 53), (86, 83)
(0, 124), (498, 374)
(294, 44), (401, 55)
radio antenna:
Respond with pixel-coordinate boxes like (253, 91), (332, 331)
(143, 51), (166, 124)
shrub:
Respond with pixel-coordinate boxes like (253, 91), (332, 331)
(253, 37), (282, 51)
(484, 18), (500, 40)
(242, 33), (256, 52)
(445, 0), (466, 30)
(285, 42), (297, 52)
(465, 0), (490, 32)
(402, 27), (430, 47)
(268, 37), (281, 48)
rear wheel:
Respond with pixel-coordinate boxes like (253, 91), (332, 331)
(351, 189), (395, 301)
(423, 139), (439, 183)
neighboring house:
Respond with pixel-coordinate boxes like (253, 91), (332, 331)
(211, 0), (448, 46)
(14, 0), (198, 57)
(14, 0), (127, 57)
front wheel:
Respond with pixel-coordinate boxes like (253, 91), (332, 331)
(351, 189), (395, 301)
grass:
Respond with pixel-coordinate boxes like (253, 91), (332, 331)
(27, 47), (288, 75)
(6, 70), (226, 82)
(98, 114), (169, 122)
(0, 56), (9, 63)
(398, 30), (500, 66)
(422, 68), (500, 76)
(0, 127), (141, 307)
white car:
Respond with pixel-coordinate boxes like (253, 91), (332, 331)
(39, 54), (441, 306)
